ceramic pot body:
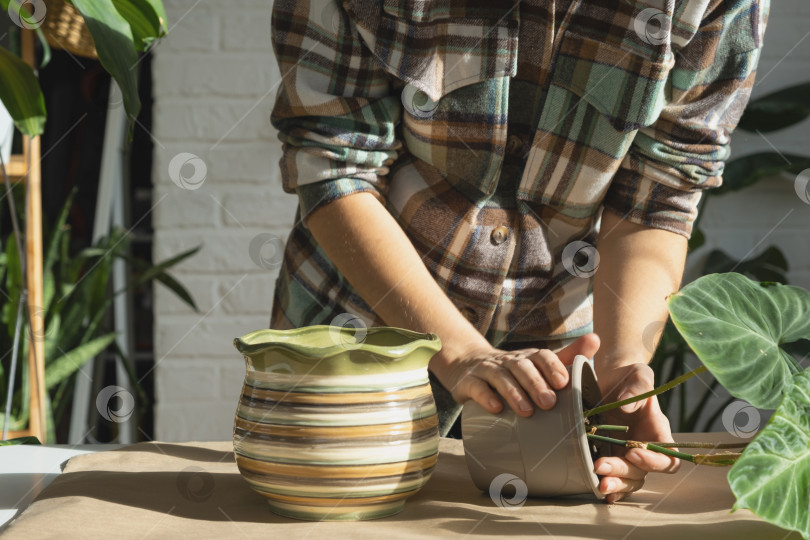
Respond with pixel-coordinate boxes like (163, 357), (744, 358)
(462, 356), (611, 499)
(233, 326), (442, 521)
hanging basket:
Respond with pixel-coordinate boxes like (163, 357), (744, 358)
(41, 0), (97, 59)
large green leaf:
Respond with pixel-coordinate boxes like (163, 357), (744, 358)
(668, 273), (810, 409)
(112, 0), (167, 51)
(738, 82), (810, 133)
(717, 152), (810, 195)
(0, 45), (45, 136)
(729, 370), (810, 539)
(44, 333), (117, 389)
(70, 0), (141, 119)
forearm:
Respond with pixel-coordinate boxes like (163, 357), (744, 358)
(592, 210), (688, 378)
(305, 192), (490, 378)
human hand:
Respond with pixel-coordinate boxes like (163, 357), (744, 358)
(436, 333), (601, 417)
(593, 363), (680, 503)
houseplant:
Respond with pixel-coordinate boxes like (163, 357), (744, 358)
(463, 272), (808, 538)
(583, 272), (809, 539)
(0, 0), (168, 137)
(0, 0), (170, 442)
(0, 190), (199, 442)
(650, 80), (810, 432)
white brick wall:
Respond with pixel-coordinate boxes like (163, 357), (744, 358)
(152, 0), (292, 441)
(151, 0), (810, 441)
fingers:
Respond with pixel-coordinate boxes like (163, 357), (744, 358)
(593, 457), (646, 480)
(599, 475), (644, 502)
(594, 456), (646, 503)
(625, 448), (681, 474)
(462, 373), (505, 414)
(456, 342), (599, 417)
(556, 332), (600, 365)
(527, 349), (569, 391)
(503, 355), (558, 410)
(461, 361), (534, 416)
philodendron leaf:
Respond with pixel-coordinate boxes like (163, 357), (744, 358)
(668, 273), (810, 409)
(728, 369), (810, 539)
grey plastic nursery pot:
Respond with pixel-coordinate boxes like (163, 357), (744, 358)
(462, 355), (611, 499)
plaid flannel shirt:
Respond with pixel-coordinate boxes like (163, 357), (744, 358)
(268, 0), (768, 347)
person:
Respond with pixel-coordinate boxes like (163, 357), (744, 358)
(267, 0), (768, 503)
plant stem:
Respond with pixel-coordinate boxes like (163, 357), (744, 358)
(583, 365), (708, 418)
(586, 433), (741, 466)
(588, 424), (629, 433)
(587, 433), (696, 462)
(645, 441), (749, 449)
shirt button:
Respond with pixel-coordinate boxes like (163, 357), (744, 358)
(459, 306), (478, 324)
(506, 135), (523, 156)
(491, 226), (509, 245)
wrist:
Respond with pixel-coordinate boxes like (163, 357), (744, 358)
(428, 334), (491, 383)
(594, 349), (649, 376)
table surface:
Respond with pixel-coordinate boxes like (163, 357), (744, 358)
(0, 444), (123, 531)
(0, 434), (800, 539)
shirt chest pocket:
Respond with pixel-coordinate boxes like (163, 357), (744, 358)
(520, 33), (675, 216)
(400, 77), (510, 195)
(346, 0), (519, 195)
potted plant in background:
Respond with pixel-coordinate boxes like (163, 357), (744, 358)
(0, 0), (173, 443)
(650, 80), (810, 433)
(464, 272), (809, 539)
(0, 190), (199, 443)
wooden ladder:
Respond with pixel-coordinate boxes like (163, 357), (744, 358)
(5, 28), (46, 442)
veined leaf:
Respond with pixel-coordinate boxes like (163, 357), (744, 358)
(70, 0), (141, 119)
(668, 273), (810, 409)
(729, 370), (810, 539)
(0, 45), (45, 136)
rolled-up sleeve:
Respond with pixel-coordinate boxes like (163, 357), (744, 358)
(604, 0), (769, 238)
(270, 0), (401, 220)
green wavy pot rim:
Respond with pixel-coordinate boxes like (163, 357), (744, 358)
(234, 326), (442, 363)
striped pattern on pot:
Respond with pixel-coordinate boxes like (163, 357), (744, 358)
(232, 326), (441, 521)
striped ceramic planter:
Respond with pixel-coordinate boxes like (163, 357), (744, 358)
(233, 326), (442, 521)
